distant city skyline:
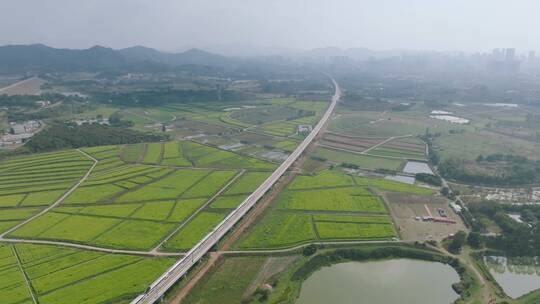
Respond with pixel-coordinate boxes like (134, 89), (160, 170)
(1, 0), (540, 55)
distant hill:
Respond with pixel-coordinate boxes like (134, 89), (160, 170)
(119, 46), (233, 67)
(0, 44), (235, 73)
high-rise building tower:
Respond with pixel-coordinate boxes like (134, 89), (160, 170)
(492, 48), (503, 60)
(505, 48), (516, 61)
(528, 51), (536, 61)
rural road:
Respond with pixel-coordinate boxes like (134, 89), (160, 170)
(1, 238), (184, 257)
(0, 149), (97, 239)
(0, 149), (184, 257)
(222, 239), (401, 255)
(130, 77), (342, 304)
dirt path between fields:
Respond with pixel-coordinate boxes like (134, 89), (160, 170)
(169, 102), (334, 303)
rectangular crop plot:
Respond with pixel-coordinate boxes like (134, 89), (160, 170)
(38, 258), (174, 304)
(288, 170), (354, 190)
(0, 207), (39, 220)
(78, 203), (142, 218)
(63, 184), (126, 204)
(354, 176), (434, 195)
(273, 140), (299, 152)
(277, 187), (386, 213)
(315, 222), (396, 240)
(83, 146), (121, 160)
(122, 143), (145, 163)
(184, 141), (275, 170)
(313, 147), (405, 171)
(0, 246), (32, 303)
(161, 141), (191, 166)
(368, 146), (426, 159)
(0, 221), (20, 234)
(0, 194), (25, 207)
(162, 212), (226, 251)
(93, 220), (175, 250)
(210, 195), (247, 209)
(9, 212), (70, 238)
(131, 201), (175, 221)
(181, 170), (236, 198)
(38, 214), (121, 242)
(20, 190), (67, 206)
(142, 143), (163, 164)
(239, 213), (316, 249)
(183, 256), (266, 304)
(313, 214), (392, 224)
(117, 169), (209, 202)
(30, 254), (139, 294)
(223, 172), (270, 195)
(167, 198), (207, 222)
(10, 243), (175, 304)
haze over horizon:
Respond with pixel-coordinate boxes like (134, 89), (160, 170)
(1, 0), (539, 55)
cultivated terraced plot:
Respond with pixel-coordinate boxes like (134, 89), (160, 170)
(238, 170), (397, 249)
(0, 150), (94, 234)
(0, 243), (174, 304)
(6, 141), (276, 252)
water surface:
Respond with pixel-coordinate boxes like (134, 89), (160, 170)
(297, 259), (459, 304)
(485, 256), (540, 298)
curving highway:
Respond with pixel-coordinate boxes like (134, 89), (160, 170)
(130, 77), (341, 304)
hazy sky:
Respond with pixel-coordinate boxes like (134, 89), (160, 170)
(1, 0), (539, 54)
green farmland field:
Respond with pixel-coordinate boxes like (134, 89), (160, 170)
(162, 212), (226, 251)
(223, 172), (270, 195)
(183, 257), (266, 304)
(131, 201), (175, 221)
(181, 170), (236, 198)
(354, 176), (434, 195)
(122, 143), (145, 163)
(117, 169), (208, 202)
(0, 243), (174, 304)
(167, 198), (207, 222)
(315, 222), (395, 240)
(288, 170), (354, 190)
(142, 143), (163, 164)
(240, 212), (316, 249)
(210, 195), (246, 209)
(278, 187), (386, 213)
(312, 147), (404, 171)
(93, 220), (175, 250)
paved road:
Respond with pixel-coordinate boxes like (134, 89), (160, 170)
(130, 77), (342, 304)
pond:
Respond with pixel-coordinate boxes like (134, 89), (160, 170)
(485, 256), (540, 298)
(296, 259), (460, 304)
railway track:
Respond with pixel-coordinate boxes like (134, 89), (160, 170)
(130, 77), (341, 304)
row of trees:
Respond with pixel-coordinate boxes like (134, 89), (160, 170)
(22, 122), (167, 153)
(439, 157), (540, 186)
(468, 201), (540, 256)
(91, 88), (249, 106)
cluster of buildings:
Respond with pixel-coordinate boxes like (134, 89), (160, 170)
(1, 120), (41, 146)
(487, 48), (526, 74)
(297, 125), (313, 135)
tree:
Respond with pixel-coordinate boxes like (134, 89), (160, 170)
(441, 187), (450, 197)
(449, 231), (467, 254)
(303, 244), (317, 256)
(467, 232), (482, 249)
